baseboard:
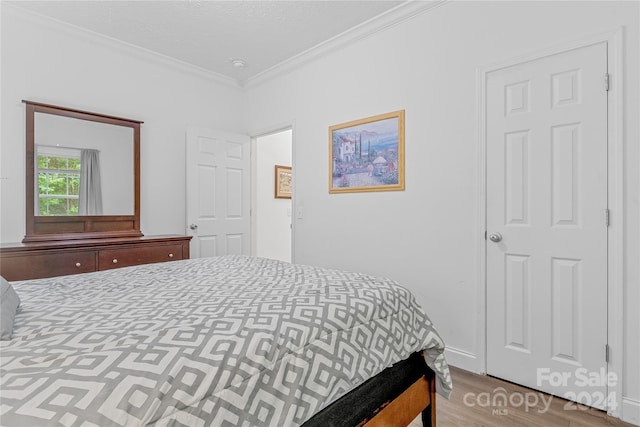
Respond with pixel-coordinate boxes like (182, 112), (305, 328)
(444, 346), (482, 374)
(622, 398), (640, 426)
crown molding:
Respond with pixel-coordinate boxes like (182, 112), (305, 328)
(3, 2), (240, 89)
(4, 1), (448, 90)
(242, 0), (448, 88)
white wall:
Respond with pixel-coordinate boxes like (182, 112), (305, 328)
(0, 3), (245, 243)
(254, 129), (292, 262)
(243, 1), (639, 423)
(1, 1), (638, 424)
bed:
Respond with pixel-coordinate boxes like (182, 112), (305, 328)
(0, 255), (452, 426)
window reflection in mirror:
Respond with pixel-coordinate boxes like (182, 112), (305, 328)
(34, 112), (134, 216)
(37, 148), (80, 215)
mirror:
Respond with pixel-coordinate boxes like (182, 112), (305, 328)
(23, 101), (143, 242)
(35, 113), (134, 216)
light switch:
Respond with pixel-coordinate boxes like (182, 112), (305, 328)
(296, 207), (304, 219)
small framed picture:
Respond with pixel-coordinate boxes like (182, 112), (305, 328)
(329, 110), (405, 193)
(275, 165), (292, 199)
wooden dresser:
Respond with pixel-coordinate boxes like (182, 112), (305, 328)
(0, 235), (192, 281)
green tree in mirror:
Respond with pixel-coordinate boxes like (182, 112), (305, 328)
(37, 155), (80, 215)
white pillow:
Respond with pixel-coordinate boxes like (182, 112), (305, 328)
(1, 276), (21, 340)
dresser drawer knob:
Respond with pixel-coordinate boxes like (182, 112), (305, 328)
(112, 259), (118, 264)
(168, 253), (174, 258)
(75, 262), (81, 268)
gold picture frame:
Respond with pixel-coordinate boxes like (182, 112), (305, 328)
(329, 110), (405, 193)
(275, 165), (292, 199)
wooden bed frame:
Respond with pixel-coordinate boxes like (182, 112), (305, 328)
(363, 368), (437, 427)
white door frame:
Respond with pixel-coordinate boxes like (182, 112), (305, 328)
(250, 122), (296, 263)
(476, 28), (624, 418)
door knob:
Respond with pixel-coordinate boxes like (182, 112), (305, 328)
(189, 224), (198, 230)
(489, 232), (502, 242)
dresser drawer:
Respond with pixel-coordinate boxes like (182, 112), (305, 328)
(1, 235), (191, 281)
(98, 243), (183, 270)
(0, 250), (96, 281)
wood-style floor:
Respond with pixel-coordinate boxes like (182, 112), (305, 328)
(410, 366), (636, 427)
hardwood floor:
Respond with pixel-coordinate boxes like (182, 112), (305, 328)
(409, 366), (636, 427)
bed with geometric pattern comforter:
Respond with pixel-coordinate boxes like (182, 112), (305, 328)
(1, 255), (452, 426)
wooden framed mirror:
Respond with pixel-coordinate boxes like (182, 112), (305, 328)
(23, 100), (143, 242)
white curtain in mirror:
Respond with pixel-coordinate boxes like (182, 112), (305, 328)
(79, 149), (103, 215)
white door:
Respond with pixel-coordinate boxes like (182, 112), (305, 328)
(486, 42), (609, 407)
(186, 128), (251, 258)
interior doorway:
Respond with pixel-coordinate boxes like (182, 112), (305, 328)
(485, 42), (609, 407)
(185, 127), (251, 258)
(253, 129), (293, 262)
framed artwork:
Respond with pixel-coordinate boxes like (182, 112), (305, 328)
(329, 110), (405, 194)
(275, 165), (292, 199)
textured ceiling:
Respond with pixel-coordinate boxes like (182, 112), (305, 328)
(8, 1), (410, 85)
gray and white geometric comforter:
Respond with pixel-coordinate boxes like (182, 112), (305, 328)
(1, 255), (452, 426)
